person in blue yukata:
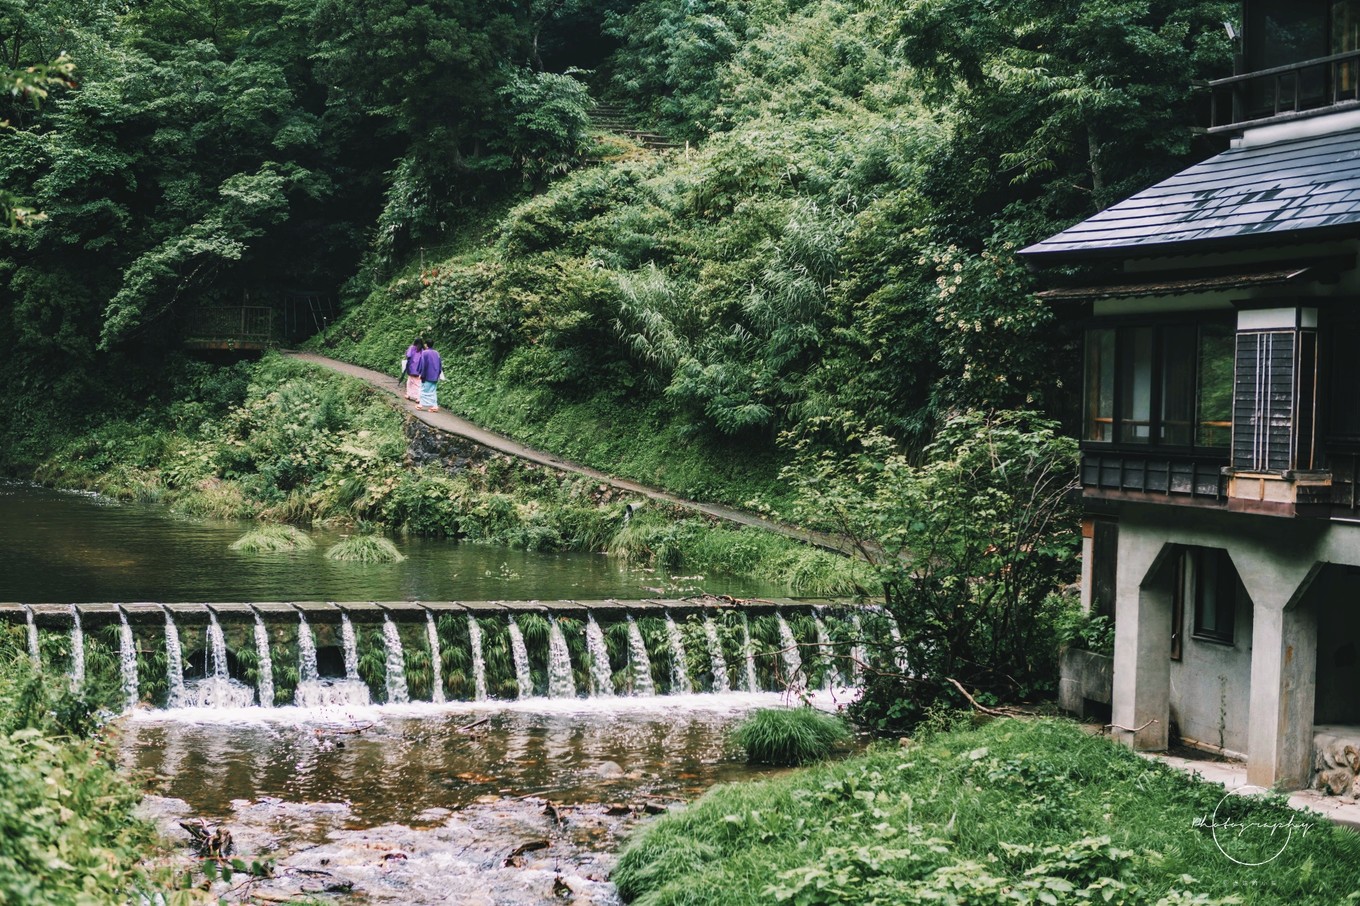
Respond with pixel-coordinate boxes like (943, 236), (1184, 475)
(415, 340), (443, 412)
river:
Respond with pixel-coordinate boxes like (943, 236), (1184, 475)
(1, 481), (842, 905)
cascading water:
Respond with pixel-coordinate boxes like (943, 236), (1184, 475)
(507, 615), (534, 699)
(298, 612), (319, 683)
(775, 611), (803, 688)
(23, 605), (39, 668)
(69, 606), (85, 692)
(884, 610), (910, 674)
(740, 613), (759, 692)
(585, 613), (614, 696)
(849, 613), (868, 686)
(118, 609), (139, 709)
(382, 614), (410, 704)
(467, 614), (488, 701)
(813, 609), (841, 690)
(188, 610), (255, 708)
(664, 612), (691, 695)
(626, 615), (655, 696)
(547, 618), (577, 699)
(295, 611), (372, 708)
(703, 616), (730, 693)
(426, 611), (446, 704)
(164, 609), (185, 707)
(341, 613), (360, 681)
(253, 612), (274, 708)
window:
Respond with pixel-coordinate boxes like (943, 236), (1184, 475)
(1177, 547), (1240, 645)
(1082, 322), (1234, 450)
(1245, 0), (1360, 113)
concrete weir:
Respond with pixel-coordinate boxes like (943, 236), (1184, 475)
(1, 597), (874, 710)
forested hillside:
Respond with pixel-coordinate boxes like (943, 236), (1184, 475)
(1, 0), (1233, 501)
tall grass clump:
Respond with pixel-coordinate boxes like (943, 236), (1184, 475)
(230, 524), (315, 553)
(325, 535), (406, 562)
(732, 707), (851, 766)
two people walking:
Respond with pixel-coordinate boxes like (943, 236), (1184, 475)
(401, 337), (443, 412)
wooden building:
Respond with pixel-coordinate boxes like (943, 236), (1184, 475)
(1023, 0), (1360, 791)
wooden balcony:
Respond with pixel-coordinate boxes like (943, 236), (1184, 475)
(1205, 49), (1360, 134)
(1081, 450), (1227, 503)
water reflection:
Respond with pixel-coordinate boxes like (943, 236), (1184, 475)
(122, 701), (791, 827)
(0, 481), (778, 602)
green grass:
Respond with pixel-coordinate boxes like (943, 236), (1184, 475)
(324, 535), (406, 562)
(230, 525), (316, 553)
(732, 707), (851, 766)
(614, 717), (1360, 906)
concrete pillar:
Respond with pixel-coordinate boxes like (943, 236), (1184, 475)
(1245, 571), (1316, 789)
(1110, 542), (1173, 751)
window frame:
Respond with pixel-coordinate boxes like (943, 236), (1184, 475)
(1180, 547), (1239, 647)
(1082, 315), (1236, 455)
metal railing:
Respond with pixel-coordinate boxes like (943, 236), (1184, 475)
(184, 305), (275, 349)
(1206, 49), (1360, 133)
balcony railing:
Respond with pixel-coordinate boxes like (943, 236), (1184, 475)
(1205, 48), (1360, 134)
(1081, 450), (1228, 501)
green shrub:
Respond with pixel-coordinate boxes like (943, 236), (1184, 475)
(733, 707), (851, 766)
(325, 535), (406, 562)
(230, 524), (315, 552)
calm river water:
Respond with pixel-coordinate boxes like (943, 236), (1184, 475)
(1, 481), (809, 905)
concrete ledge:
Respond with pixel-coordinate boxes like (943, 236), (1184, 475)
(1059, 647), (1114, 716)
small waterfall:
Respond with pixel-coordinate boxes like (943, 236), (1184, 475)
(850, 613), (868, 686)
(664, 612), (691, 695)
(507, 615), (534, 699)
(547, 617), (577, 699)
(164, 609), (185, 707)
(884, 610), (910, 674)
(703, 616), (730, 693)
(188, 610), (254, 708)
(69, 606), (85, 692)
(382, 614), (409, 704)
(775, 611), (803, 688)
(23, 605), (39, 668)
(425, 611), (446, 704)
(341, 613), (360, 680)
(626, 615), (655, 696)
(813, 609), (841, 690)
(585, 613), (614, 696)
(467, 614), (488, 701)
(295, 610), (371, 708)
(298, 612), (319, 683)
(740, 613), (758, 692)
(253, 612), (274, 708)
(118, 609), (138, 709)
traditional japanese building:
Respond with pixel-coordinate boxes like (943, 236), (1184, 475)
(1023, 0), (1360, 791)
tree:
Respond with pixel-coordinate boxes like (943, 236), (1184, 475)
(784, 410), (1080, 731)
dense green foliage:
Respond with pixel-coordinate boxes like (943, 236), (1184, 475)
(0, 630), (169, 904)
(616, 717), (1360, 905)
(731, 707), (851, 766)
(784, 410), (1081, 730)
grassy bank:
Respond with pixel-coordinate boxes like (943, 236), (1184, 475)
(615, 717), (1360, 905)
(28, 353), (865, 596)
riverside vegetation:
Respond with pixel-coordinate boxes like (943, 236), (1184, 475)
(5, 0), (1352, 903)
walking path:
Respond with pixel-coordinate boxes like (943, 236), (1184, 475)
(286, 352), (856, 556)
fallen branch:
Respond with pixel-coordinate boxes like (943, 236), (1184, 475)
(1104, 718), (1158, 734)
(456, 717), (490, 733)
(945, 677), (1030, 718)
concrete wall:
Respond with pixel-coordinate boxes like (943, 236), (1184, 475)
(1169, 590), (1253, 756)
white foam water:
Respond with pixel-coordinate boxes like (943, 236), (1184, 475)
(426, 612), (446, 704)
(253, 612), (275, 708)
(585, 613), (614, 696)
(164, 609), (186, 708)
(298, 612), (319, 684)
(547, 618), (577, 699)
(813, 609), (841, 691)
(775, 611), (803, 689)
(69, 605), (85, 692)
(740, 612), (759, 692)
(23, 605), (39, 668)
(186, 610), (255, 708)
(703, 616), (730, 693)
(507, 615), (534, 699)
(664, 612), (691, 695)
(467, 614), (488, 701)
(118, 609), (139, 709)
(382, 615), (409, 704)
(626, 615), (655, 696)
(341, 613), (361, 681)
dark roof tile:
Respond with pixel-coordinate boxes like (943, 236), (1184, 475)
(1021, 128), (1360, 258)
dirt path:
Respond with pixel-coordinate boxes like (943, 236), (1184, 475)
(286, 352), (855, 556)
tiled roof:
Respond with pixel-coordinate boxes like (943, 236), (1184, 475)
(1021, 128), (1360, 259)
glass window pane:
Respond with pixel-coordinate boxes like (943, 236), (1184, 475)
(1161, 328), (1197, 446)
(1197, 325), (1234, 448)
(1084, 329), (1115, 442)
(1118, 327), (1154, 444)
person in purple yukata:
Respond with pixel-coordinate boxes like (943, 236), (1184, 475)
(402, 336), (424, 402)
(415, 340), (443, 412)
